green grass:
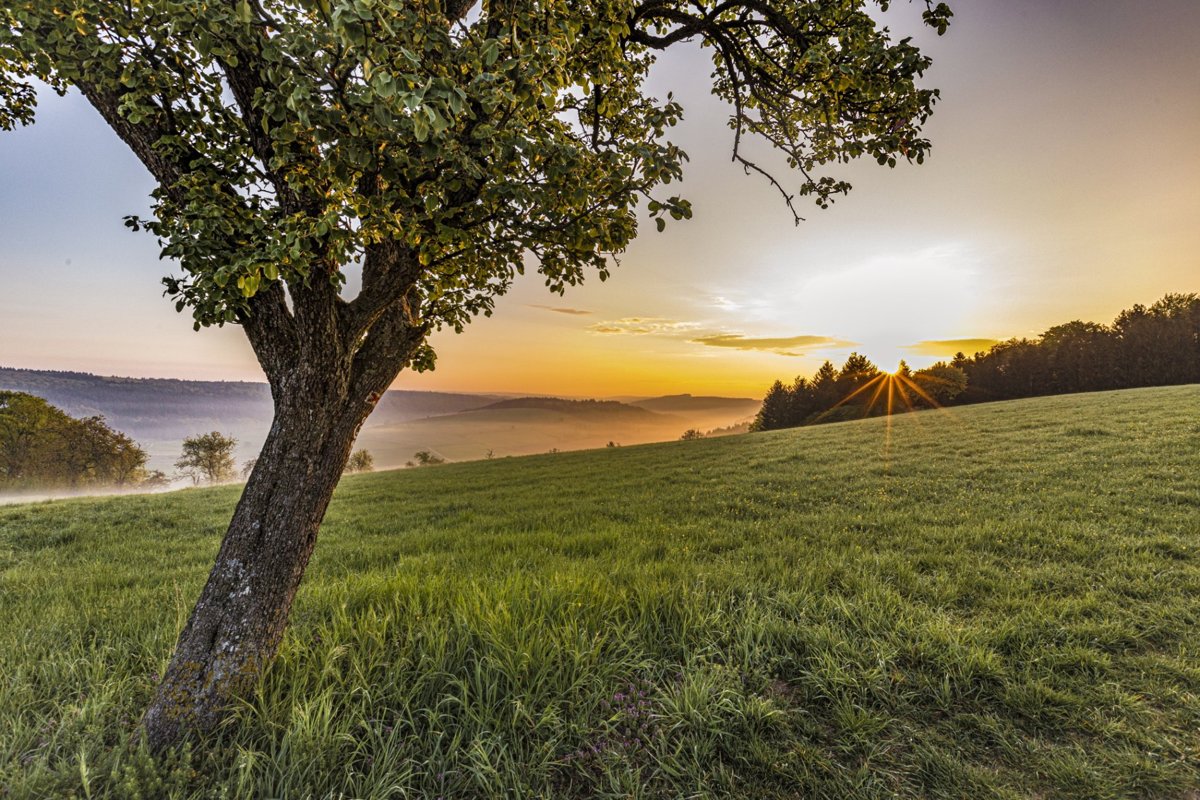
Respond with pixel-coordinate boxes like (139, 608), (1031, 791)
(2, 385), (1199, 799)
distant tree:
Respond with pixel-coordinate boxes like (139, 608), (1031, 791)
(942, 293), (1199, 405)
(345, 449), (374, 473)
(912, 363), (967, 405)
(64, 414), (151, 486)
(1041, 321), (1111, 393)
(751, 381), (792, 432)
(836, 352), (881, 403)
(485, 449), (495, 460)
(788, 376), (817, 425)
(241, 458), (257, 479)
(175, 432), (238, 485)
(0, 391), (155, 490)
(811, 361), (841, 411)
(412, 450), (445, 467)
(680, 428), (704, 440)
(1111, 293), (1200, 388)
(140, 470), (171, 489)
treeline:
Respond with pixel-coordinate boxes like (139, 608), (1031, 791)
(950, 293), (1200, 402)
(752, 355), (966, 431)
(752, 292), (1199, 432)
(0, 391), (166, 491)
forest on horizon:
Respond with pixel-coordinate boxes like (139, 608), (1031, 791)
(753, 292), (1200, 431)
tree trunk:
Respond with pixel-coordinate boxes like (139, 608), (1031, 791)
(139, 375), (376, 751)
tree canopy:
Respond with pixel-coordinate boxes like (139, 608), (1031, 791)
(3, 0), (950, 373)
(952, 293), (1200, 403)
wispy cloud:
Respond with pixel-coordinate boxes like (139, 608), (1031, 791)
(691, 333), (853, 354)
(528, 304), (592, 316)
(589, 318), (703, 335)
(904, 338), (1000, 356)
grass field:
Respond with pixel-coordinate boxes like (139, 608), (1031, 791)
(2, 386), (1199, 799)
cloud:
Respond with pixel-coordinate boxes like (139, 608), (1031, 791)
(690, 333), (853, 354)
(589, 318), (703, 335)
(528, 304), (592, 316)
(904, 338), (1001, 356)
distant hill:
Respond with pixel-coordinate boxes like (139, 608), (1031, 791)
(0, 368), (271, 439)
(0, 367), (501, 468)
(359, 398), (686, 463)
(476, 397), (663, 419)
(627, 394), (760, 416)
(0, 367), (759, 471)
(627, 394), (760, 431)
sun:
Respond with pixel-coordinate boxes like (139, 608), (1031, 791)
(820, 370), (946, 422)
(755, 243), (985, 373)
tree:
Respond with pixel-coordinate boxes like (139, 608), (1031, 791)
(680, 428), (704, 440)
(0, 391), (157, 490)
(811, 361), (841, 411)
(175, 432), (238, 485)
(345, 448), (374, 473)
(911, 363), (966, 405)
(835, 352), (881, 403)
(751, 380), (792, 431)
(2, 0), (951, 748)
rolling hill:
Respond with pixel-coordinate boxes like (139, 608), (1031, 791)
(0, 367), (504, 468)
(0, 367), (758, 470)
(358, 396), (699, 462)
(2, 385), (1198, 797)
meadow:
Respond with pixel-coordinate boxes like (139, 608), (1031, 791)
(1, 385), (1198, 799)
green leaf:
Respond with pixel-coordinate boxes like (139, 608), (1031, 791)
(412, 113), (430, 142)
(482, 39), (500, 67)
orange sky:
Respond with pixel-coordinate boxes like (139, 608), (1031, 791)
(2, 0), (1198, 398)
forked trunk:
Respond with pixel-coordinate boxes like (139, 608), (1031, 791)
(140, 380), (373, 751)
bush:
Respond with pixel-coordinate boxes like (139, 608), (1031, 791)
(413, 450), (445, 466)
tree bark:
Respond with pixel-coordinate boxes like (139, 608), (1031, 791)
(140, 362), (390, 751)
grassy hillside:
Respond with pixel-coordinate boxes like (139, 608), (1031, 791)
(2, 386), (1199, 798)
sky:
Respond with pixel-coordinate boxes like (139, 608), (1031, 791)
(1, 0), (1198, 398)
